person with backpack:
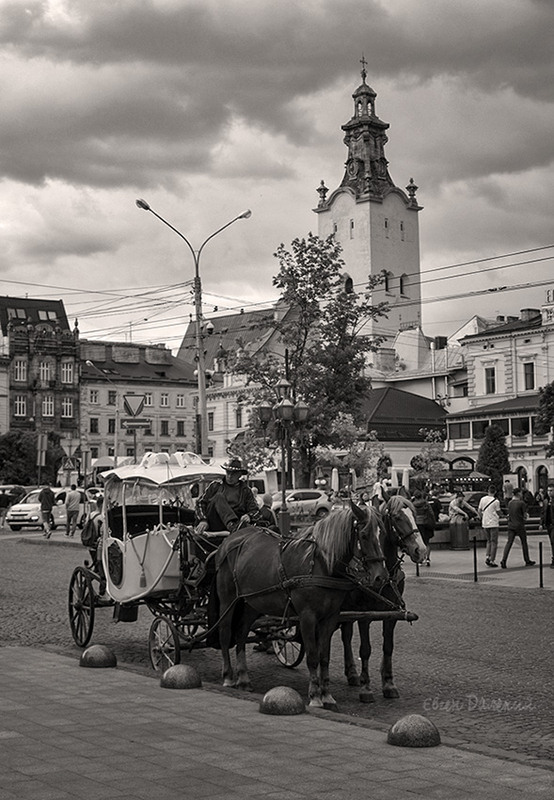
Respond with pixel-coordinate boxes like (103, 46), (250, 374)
(81, 497), (108, 599)
(477, 485), (502, 567)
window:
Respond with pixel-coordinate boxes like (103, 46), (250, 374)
(108, 418), (116, 434)
(42, 395), (54, 417)
(38, 310), (58, 321)
(208, 412), (214, 432)
(332, 222), (338, 234)
(126, 448), (134, 458)
(523, 362), (535, 391)
(494, 418), (509, 436)
(485, 367), (496, 395)
(176, 394), (185, 408)
(382, 271), (390, 292)
(8, 308), (26, 320)
(61, 362), (73, 384)
(14, 359), (27, 382)
(399, 274), (408, 295)
(144, 393), (153, 407)
(160, 420), (169, 436)
(90, 418), (99, 434)
(39, 361), (51, 382)
(177, 421), (185, 436)
(448, 422), (470, 439)
(400, 220), (405, 241)
(91, 447), (99, 459)
(384, 218), (389, 237)
(512, 417), (530, 438)
(160, 393), (169, 407)
(108, 390), (117, 406)
(108, 447), (114, 457)
(14, 395), (26, 416)
(236, 407), (242, 428)
(90, 389), (99, 404)
(349, 219), (354, 239)
(61, 397), (73, 418)
(472, 420), (489, 439)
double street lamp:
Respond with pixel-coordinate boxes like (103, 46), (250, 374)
(136, 199), (251, 461)
(258, 378), (309, 535)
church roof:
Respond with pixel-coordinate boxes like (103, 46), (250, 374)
(361, 386), (447, 441)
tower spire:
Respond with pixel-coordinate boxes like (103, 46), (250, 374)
(360, 54), (368, 83)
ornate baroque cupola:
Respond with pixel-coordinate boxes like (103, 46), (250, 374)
(340, 57), (395, 200)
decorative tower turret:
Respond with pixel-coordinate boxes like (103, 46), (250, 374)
(314, 59), (423, 341)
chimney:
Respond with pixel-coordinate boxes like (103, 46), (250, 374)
(520, 308), (541, 322)
(496, 315), (506, 323)
(374, 347), (396, 372)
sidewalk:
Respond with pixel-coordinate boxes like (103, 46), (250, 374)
(402, 531), (554, 590)
(0, 646), (552, 800)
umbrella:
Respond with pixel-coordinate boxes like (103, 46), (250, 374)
(401, 467), (411, 490)
(331, 468), (340, 493)
(349, 469), (357, 492)
(390, 470), (398, 488)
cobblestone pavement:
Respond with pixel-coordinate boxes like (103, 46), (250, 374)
(1, 534), (553, 767)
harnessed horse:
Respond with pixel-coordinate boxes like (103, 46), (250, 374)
(340, 495), (427, 701)
(214, 504), (387, 708)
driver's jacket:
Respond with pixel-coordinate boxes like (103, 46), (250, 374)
(196, 479), (261, 526)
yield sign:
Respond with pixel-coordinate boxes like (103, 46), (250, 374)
(123, 394), (145, 417)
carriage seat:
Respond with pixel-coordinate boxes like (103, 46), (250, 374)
(107, 505), (196, 539)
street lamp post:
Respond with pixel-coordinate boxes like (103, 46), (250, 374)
(136, 198), (251, 461)
(258, 379), (309, 536)
(85, 360), (120, 467)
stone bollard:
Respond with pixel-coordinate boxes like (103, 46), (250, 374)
(79, 645), (117, 668)
(387, 714), (441, 748)
(259, 686), (305, 716)
(160, 664), (202, 689)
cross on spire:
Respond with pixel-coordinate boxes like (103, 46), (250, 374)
(360, 54), (367, 82)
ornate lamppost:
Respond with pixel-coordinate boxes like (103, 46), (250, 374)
(136, 198), (251, 460)
(258, 378), (309, 535)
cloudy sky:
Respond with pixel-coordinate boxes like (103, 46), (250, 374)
(1, 0), (554, 352)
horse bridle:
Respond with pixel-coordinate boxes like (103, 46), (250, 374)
(382, 506), (420, 554)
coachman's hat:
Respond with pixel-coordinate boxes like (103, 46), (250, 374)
(222, 457), (247, 474)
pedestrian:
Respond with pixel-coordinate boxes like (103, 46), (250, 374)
(259, 493), (278, 530)
(412, 489), (436, 566)
(38, 481), (56, 539)
(501, 487), (535, 568)
(534, 486), (546, 509)
(540, 485), (554, 569)
(371, 477), (390, 510)
(503, 479), (514, 502)
(448, 490), (476, 524)
(358, 490), (371, 508)
(0, 489), (11, 527)
(477, 485), (501, 567)
(64, 484), (81, 537)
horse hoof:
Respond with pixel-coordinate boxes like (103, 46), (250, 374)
(309, 697), (324, 709)
(223, 679), (235, 688)
(383, 687), (400, 699)
(322, 701), (339, 712)
(359, 690), (375, 704)
(347, 675), (360, 687)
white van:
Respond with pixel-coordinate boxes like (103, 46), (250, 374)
(6, 488), (88, 531)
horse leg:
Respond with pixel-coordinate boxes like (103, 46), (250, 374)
(298, 611), (323, 708)
(381, 619), (400, 699)
(234, 607), (258, 692)
(319, 615), (340, 711)
(340, 622), (360, 686)
(215, 568), (238, 688)
(357, 620), (375, 704)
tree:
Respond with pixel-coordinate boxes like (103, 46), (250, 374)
(410, 428), (449, 489)
(0, 431), (65, 485)
(534, 382), (554, 457)
(475, 424), (511, 489)
(231, 233), (389, 485)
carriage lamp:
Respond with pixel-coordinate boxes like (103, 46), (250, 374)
(258, 382), (310, 536)
(136, 198), (252, 460)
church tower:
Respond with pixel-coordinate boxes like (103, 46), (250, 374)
(314, 61), (422, 341)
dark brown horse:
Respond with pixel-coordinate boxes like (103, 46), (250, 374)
(215, 504), (387, 708)
(341, 495), (427, 702)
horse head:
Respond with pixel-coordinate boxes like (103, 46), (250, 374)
(349, 502), (388, 591)
(381, 495), (427, 564)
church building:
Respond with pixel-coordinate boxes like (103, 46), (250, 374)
(314, 61), (423, 341)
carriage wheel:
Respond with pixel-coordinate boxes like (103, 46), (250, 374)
(272, 626), (305, 668)
(68, 567), (95, 647)
(148, 616), (181, 673)
(179, 593), (210, 644)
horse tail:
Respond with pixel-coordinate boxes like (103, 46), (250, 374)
(207, 577), (221, 649)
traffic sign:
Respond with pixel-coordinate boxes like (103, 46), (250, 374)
(122, 418), (151, 429)
(123, 394), (145, 417)
(62, 457), (79, 471)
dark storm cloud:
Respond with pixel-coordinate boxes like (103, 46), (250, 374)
(1, 0), (553, 190)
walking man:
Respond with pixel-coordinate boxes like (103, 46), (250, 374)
(64, 484), (81, 537)
(478, 485), (501, 567)
(540, 484), (554, 569)
(501, 487), (535, 568)
(38, 481), (56, 539)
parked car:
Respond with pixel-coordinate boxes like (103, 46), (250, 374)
(272, 489), (333, 519)
(6, 488), (90, 531)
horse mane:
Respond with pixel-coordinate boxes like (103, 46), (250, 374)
(309, 508), (359, 572)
